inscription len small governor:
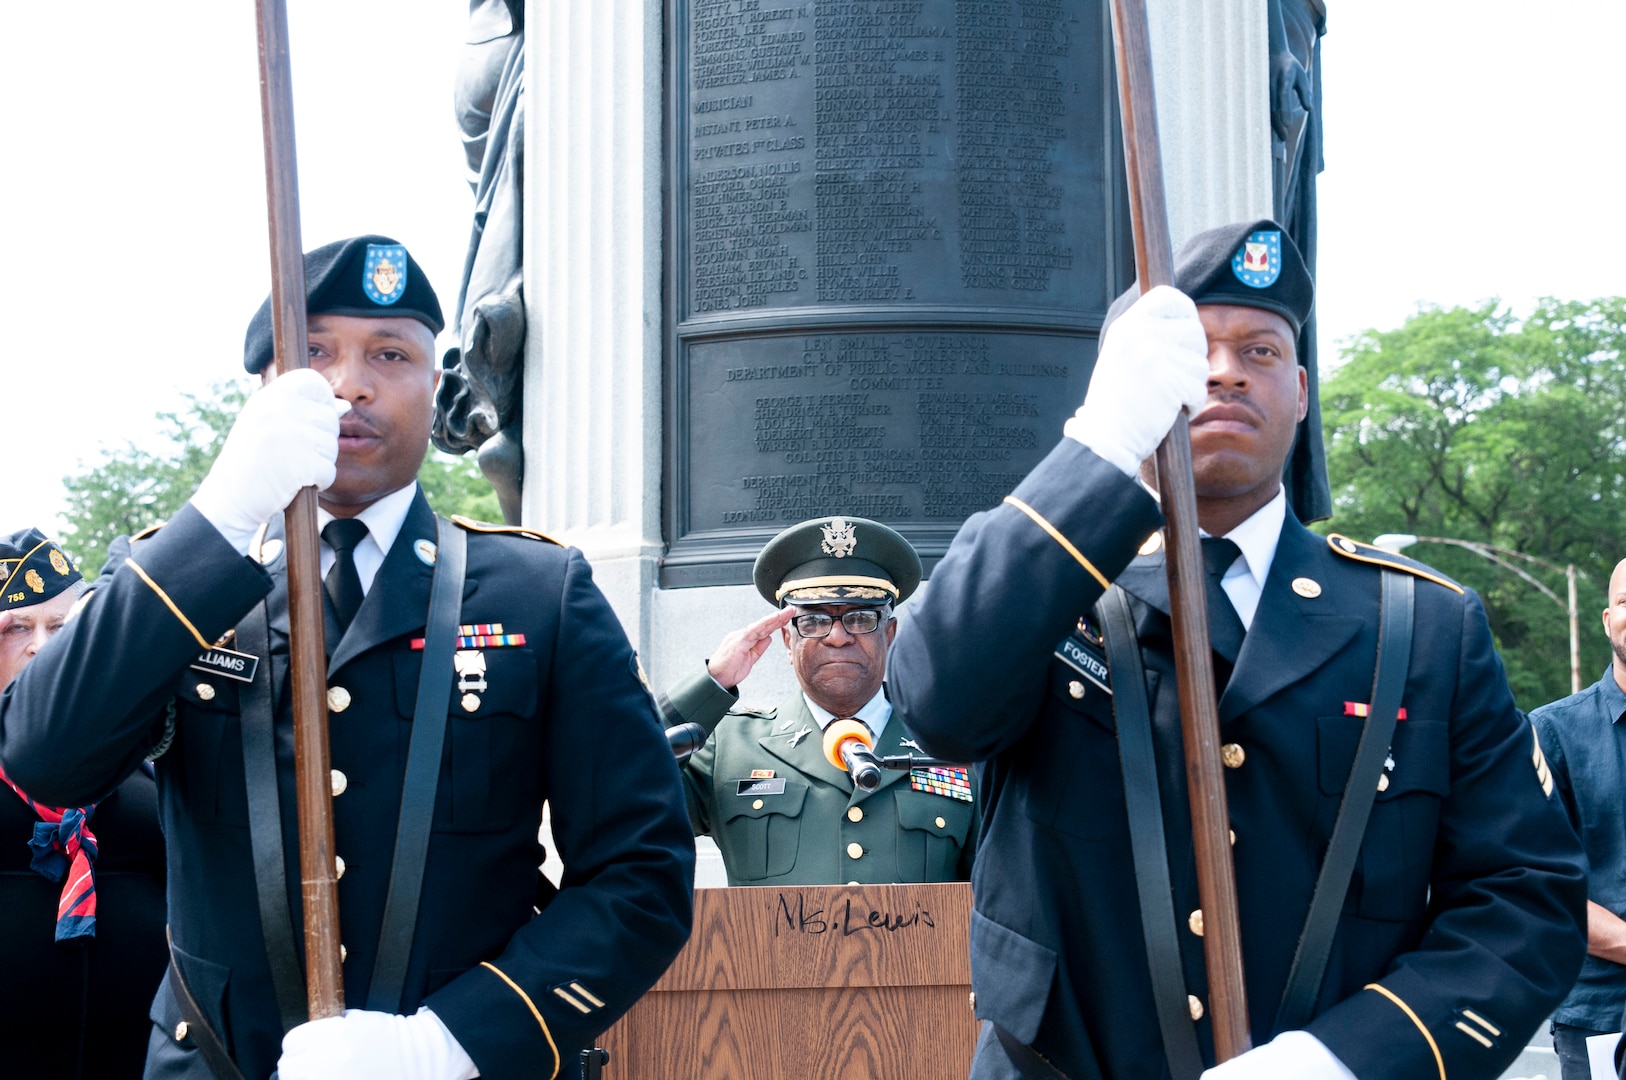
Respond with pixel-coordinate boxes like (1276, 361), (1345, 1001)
(667, 0), (1134, 583)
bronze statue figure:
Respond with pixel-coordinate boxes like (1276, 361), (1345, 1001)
(434, 0), (527, 523)
(1269, 0), (1330, 522)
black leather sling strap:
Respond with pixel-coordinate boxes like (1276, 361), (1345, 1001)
(367, 516), (466, 1012)
(1097, 586), (1206, 1080)
(1274, 568), (1414, 1033)
(167, 927), (248, 1080)
(237, 601), (307, 1034)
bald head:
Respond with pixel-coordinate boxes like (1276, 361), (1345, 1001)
(1603, 560), (1626, 689)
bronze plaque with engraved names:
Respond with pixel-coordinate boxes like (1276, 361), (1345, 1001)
(666, 0), (1132, 584)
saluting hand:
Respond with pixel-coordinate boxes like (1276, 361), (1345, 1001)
(1064, 284), (1210, 477)
(706, 607), (795, 691)
(277, 1006), (478, 1080)
(190, 369), (349, 554)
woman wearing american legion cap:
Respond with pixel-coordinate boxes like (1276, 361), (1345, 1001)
(0, 528), (167, 1079)
(660, 515), (977, 886)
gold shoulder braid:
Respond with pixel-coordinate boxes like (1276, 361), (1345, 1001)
(450, 515), (562, 546)
(1325, 535), (1465, 595)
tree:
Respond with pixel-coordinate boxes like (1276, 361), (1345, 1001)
(60, 380), (503, 570)
(1318, 297), (1626, 707)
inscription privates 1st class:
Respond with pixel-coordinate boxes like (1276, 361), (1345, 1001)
(686, 0), (1076, 313)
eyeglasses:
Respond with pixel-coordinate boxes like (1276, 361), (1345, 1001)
(790, 609), (889, 638)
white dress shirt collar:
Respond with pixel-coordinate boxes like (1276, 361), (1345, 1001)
(1203, 487), (1287, 630)
(316, 481), (418, 596)
(802, 686), (892, 742)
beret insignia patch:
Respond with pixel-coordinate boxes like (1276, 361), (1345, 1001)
(362, 243), (409, 306)
(1231, 229), (1282, 289)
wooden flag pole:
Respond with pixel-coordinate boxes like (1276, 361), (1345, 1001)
(254, 0), (345, 1019)
(1108, 0), (1252, 1060)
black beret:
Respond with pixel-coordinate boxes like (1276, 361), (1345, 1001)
(0, 528), (83, 612)
(243, 235), (444, 374)
(753, 517), (922, 607)
(1106, 218), (1313, 334)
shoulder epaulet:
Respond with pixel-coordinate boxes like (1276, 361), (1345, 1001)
(450, 514), (562, 546)
(727, 703), (778, 721)
(131, 521), (166, 541)
(1325, 534), (1465, 595)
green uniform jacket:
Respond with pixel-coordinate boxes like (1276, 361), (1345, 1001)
(664, 669), (975, 886)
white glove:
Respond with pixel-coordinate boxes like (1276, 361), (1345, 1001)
(191, 369), (349, 553)
(1065, 284), (1210, 477)
(277, 1006), (478, 1080)
(1200, 1030), (1357, 1080)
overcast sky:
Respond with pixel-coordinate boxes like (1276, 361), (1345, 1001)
(4, 1), (1622, 541)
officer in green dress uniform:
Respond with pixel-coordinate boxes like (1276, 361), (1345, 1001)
(663, 516), (976, 886)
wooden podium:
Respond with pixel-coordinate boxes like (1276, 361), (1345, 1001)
(598, 882), (978, 1078)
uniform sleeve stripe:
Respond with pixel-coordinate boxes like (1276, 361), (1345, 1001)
(552, 986), (592, 1014)
(1460, 1009), (1500, 1036)
(570, 982), (607, 1008)
(1002, 496), (1109, 589)
(1365, 983), (1446, 1080)
(122, 557), (211, 650)
(480, 961), (561, 1080)
(1453, 1021), (1493, 1048)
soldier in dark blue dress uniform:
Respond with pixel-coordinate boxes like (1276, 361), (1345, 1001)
(0, 237), (694, 1080)
(888, 220), (1587, 1080)
(0, 530), (167, 1079)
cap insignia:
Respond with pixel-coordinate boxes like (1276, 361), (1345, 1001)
(362, 243), (408, 306)
(821, 517), (858, 559)
(25, 568), (44, 593)
(1231, 230), (1282, 289)
(49, 549), (70, 576)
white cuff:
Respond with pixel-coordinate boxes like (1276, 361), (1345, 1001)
(419, 1007), (479, 1080)
(189, 500), (262, 557)
(1062, 414), (1143, 477)
(1199, 1030), (1357, 1080)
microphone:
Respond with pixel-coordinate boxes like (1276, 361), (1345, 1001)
(822, 718), (882, 791)
(666, 722), (708, 762)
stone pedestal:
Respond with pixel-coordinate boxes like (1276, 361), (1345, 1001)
(523, 0), (1271, 710)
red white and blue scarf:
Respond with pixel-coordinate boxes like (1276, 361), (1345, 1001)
(1, 765), (98, 942)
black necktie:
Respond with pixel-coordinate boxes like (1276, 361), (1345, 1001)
(1200, 536), (1246, 662)
(322, 518), (370, 633)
